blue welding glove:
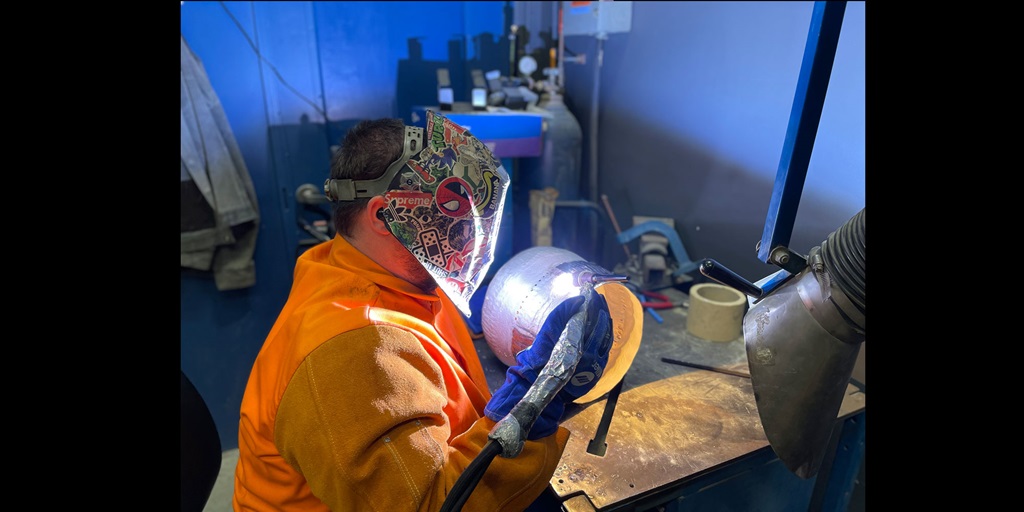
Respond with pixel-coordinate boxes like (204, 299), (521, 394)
(484, 291), (613, 440)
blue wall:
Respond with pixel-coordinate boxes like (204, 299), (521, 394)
(180, 1), (509, 451)
(549, 0), (865, 279)
(181, 0), (864, 452)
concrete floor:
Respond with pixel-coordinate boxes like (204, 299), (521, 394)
(202, 449), (237, 512)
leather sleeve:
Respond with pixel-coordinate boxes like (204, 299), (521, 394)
(275, 324), (569, 512)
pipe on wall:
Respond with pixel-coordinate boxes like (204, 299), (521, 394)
(588, 36), (604, 205)
(586, 23), (607, 262)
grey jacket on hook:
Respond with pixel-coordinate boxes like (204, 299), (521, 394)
(180, 35), (259, 290)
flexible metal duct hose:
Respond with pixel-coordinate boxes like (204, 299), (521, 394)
(819, 207), (865, 316)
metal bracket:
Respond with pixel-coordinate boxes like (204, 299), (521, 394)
(616, 221), (699, 277)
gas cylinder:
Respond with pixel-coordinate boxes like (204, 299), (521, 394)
(516, 92), (583, 251)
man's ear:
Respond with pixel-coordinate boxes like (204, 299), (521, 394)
(366, 196), (391, 235)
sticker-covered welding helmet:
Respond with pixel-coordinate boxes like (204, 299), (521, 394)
(324, 110), (509, 316)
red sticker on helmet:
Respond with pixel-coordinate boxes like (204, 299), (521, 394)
(407, 161), (436, 184)
(436, 177), (473, 218)
(385, 190), (433, 211)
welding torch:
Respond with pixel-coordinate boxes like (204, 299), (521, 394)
(440, 272), (627, 512)
(489, 271), (627, 457)
(489, 281), (594, 457)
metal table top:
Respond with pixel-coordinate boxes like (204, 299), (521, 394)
(472, 286), (866, 510)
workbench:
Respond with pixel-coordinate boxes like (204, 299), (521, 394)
(472, 286), (866, 512)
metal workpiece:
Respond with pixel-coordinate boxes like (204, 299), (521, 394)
(481, 245), (644, 405)
(483, 247), (608, 367)
(489, 286), (595, 459)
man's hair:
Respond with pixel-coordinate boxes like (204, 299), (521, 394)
(329, 118), (405, 237)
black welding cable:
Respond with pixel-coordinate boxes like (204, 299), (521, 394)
(439, 439), (503, 512)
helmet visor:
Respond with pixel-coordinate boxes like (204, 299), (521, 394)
(380, 111), (509, 316)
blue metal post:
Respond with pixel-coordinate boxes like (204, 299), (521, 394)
(757, 1), (847, 264)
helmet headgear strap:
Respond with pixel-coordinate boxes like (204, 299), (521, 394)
(323, 125), (424, 202)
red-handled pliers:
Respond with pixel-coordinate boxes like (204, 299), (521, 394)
(622, 283), (684, 309)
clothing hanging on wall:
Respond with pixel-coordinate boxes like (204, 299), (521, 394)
(181, 34), (260, 291)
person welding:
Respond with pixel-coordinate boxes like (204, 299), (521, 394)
(232, 111), (614, 511)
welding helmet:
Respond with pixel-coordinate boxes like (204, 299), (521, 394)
(324, 111), (509, 316)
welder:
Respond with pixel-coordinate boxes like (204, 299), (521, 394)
(232, 111), (614, 511)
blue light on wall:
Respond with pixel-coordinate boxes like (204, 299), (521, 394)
(181, 1), (510, 451)
(561, 1), (864, 280)
(181, 0), (864, 452)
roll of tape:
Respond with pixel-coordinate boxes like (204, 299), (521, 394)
(686, 283), (747, 342)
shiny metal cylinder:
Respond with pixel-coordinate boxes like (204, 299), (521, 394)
(483, 247), (604, 366)
(482, 246), (643, 404)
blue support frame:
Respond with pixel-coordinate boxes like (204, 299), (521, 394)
(757, 1), (847, 264)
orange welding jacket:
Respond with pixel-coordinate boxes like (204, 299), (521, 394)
(233, 235), (569, 511)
